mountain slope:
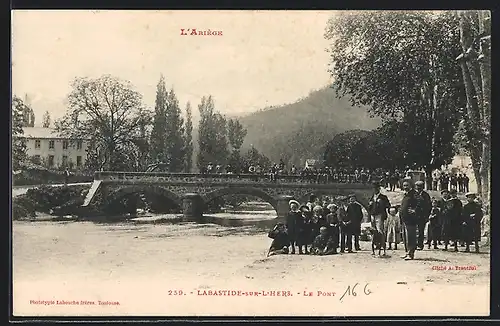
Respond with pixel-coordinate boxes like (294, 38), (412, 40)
(238, 87), (382, 166)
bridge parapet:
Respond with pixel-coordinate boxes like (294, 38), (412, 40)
(93, 171), (375, 187)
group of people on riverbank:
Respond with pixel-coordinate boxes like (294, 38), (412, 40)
(431, 169), (470, 193)
(268, 179), (484, 260)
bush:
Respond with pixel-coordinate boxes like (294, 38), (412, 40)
(13, 184), (91, 219)
(13, 168), (93, 186)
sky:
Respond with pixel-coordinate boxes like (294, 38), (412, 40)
(11, 10), (334, 125)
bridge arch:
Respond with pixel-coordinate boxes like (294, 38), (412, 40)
(203, 187), (278, 213)
(106, 185), (183, 208)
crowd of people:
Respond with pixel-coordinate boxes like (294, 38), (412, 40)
(268, 179), (484, 260)
(201, 160), (419, 188)
(431, 169), (470, 193)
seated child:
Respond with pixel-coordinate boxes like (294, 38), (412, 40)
(267, 222), (290, 256)
(311, 226), (337, 255)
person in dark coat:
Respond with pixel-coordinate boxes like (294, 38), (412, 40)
(440, 189), (462, 251)
(297, 205), (311, 254)
(341, 195), (363, 252)
(326, 204), (341, 252)
(450, 174), (458, 191)
(462, 192), (483, 253)
(463, 174), (470, 193)
(285, 200), (301, 254)
(400, 179), (419, 260)
(428, 198), (441, 249)
(348, 195), (364, 251)
(267, 222), (290, 256)
(414, 180), (432, 250)
(368, 181), (391, 239)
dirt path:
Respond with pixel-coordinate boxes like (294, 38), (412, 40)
(13, 221), (490, 316)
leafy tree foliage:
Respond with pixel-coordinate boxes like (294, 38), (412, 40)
(183, 102), (194, 172)
(456, 10), (491, 212)
(196, 96), (229, 171)
(325, 11), (464, 185)
(55, 75), (144, 171)
(12, 95), (27, 170)
(42, 111), (51, 128)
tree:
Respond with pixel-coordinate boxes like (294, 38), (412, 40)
(456, 10), (491, 213)
(55, 75), (144, 171)
(324, 130), (372, 168)
(226, 118), (247, 173)
(197, 96), (229, 171)
(21, 96), (35, 127)
(241, 147), (272, 172)
(150, 75), (169, 163)
(165, 88), (185, 172)
(12, 95), (27, 170)
(324, 11), (464, 186)
(183, 102), (194, 172)
(42, 111), (51, 128)
(227, 119), (247, 152)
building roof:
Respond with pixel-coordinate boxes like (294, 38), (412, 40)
(20, 127), (89, 140)
(21, 127), (62, 139)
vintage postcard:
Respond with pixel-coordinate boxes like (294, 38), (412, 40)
(11, 10), (491, 317)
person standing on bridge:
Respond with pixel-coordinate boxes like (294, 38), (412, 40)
(286, 200), (301, 254)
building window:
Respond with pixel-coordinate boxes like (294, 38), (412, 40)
(77, 156), (82, 167)
(35, 140), (41, 149)
(63, 140), (69, 150)
(62, 155), (68, 166)
(48, 155), (54, 167)
(49, 140), (55, 149)
(77, 140), (83, 150)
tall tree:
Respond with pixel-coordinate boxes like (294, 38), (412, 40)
(42, 111), (51, 128)
(55, 75), (144, 171)
(12, 95), (27, 170)
(150, 75), (169, 163)
(165, 88), (185, 172)
(21, 98), (35, 127)
(324, 11), (464, 187)
(227, 118), (247, 173)
(183, 101), (194, 172)
(227, 119), (247, 152)
(456, 10), (491, 213)
(197, 96), (229, 171)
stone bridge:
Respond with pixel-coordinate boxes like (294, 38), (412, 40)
(82, 172), (375, 221)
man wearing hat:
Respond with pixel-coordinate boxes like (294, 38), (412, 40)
(414, 180), (432, 250)
(400, 179), (419, 260)
(286, 200), (301, 254)
(342, 194), (363, 252)
(439, 188), (462, 251)
(368, 181), (391, 240)
(461, 192), (483, 253)
(297, 205), (311, 254)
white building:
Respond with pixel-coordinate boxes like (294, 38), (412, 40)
(20, 127), (89, 170)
